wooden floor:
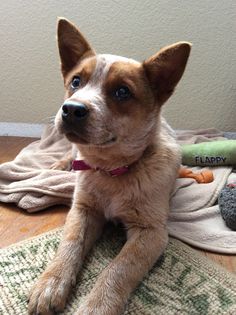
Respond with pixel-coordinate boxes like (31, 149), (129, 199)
(0, 136), (235, 274)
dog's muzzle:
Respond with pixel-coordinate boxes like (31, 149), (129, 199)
(61, 101), (89, 124)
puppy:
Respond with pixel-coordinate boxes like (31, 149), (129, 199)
(28, 18), (191, 315)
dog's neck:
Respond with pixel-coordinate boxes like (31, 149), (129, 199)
(77, 145), (144, 171)
(76, 124), (160, 172)
(76, 136), (159, 173)
(72, 159), (131, 177)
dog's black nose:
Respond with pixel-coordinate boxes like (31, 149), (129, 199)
(62, 102), (89, 122)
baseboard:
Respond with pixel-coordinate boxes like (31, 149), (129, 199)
(0, 123), (45, 137)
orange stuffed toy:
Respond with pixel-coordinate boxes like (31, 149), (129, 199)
(179, 167), (214, 184)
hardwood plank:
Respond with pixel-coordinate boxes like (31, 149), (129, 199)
(0, 136), (38, 163)
(0, 136), (68, 247)
(0, 136), (235, 274)
(197, 248), (236, 274)
(0, 202), (68, 247)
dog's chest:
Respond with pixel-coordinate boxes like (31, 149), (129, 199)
(79, 172), (137, 220)
(83, 169), (159, 222)
(95, 178), (130, 220)
(103, 195), (124, 220)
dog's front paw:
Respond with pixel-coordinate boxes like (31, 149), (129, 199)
(50, 159), (71, 171)
(28, 272), (75, 315)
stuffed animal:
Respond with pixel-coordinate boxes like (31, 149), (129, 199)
(179, 167), (214, 183)
(181, 140), (236, 166)
(218, 182), (236, 230)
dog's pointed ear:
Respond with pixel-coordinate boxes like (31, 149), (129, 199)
(143, 42), (191, 105)
(57, 18), (95, 77)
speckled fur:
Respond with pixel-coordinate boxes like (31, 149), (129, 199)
(28, 18), (191, 315)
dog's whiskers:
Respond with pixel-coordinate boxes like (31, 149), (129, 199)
(40, 116), (56, 124)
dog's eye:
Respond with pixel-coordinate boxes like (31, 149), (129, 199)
(71, 76), (81, 89)
(114, 86), (131, 101)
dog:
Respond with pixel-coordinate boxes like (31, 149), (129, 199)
(28, 18), (191, 315)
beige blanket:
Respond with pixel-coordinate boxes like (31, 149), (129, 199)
(0, 125), (235, 253)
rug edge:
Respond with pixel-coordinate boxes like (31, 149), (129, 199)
(1, 227), (236, 288)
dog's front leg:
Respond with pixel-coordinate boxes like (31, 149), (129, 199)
(76, 224), (168, 315)
(28, 202), (105, 315)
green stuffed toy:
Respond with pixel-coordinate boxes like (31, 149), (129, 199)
(181, 140), (236, 166)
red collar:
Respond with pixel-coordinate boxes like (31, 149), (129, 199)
(72, 160), (130, 177)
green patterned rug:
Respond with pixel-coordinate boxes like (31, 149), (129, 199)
(0, 226), (236, 315)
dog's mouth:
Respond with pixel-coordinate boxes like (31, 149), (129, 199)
(65, 131), (117, 147)
(65, 132), (88, 144)
(98, 136), (117, 146)
(59, 119), (117, 146)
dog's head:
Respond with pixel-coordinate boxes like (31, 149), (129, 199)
(55, 18), (191, 165)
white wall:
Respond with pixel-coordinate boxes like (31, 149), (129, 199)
(0, 0), (235, 131)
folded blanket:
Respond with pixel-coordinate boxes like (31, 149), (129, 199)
(175, 128), (225, 144)
(0, 125), (235, 253)
(168, 168), (234, 253)
(0, 126), (73, 211)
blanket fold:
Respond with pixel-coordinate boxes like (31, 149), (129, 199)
(0, 125), (235, 253)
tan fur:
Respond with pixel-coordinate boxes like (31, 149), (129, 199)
(64, 57), (97, 94)
(28, 18), (191, 315)
(50, 150), (74, 170)
(57, 18), (95, 77)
